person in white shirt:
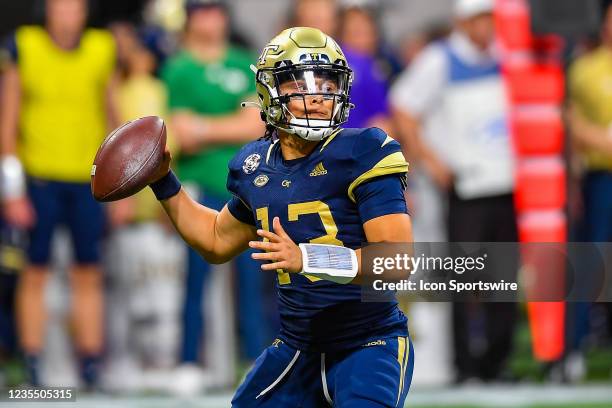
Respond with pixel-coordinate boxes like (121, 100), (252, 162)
(391, 0), (518, 383)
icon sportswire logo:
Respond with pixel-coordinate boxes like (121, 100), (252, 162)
(309, 162), (328, 177)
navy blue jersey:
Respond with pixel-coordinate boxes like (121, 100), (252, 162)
(227, 127), (410, 352)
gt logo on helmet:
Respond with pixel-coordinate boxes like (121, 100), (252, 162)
(258, 45), (281, 65)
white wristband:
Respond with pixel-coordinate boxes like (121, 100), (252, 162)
(299, 243), (358, 285)
(0, 155), (26, 200)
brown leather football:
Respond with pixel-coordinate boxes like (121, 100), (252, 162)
(91, 116), (166, 202)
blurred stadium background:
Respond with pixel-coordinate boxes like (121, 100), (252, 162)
(0, 0), (612, 407)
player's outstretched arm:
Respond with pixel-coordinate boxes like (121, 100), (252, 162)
(150, 150), (257, 264)
(159, 189), (257, 264)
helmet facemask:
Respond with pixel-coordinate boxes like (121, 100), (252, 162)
(257, 64), (353, 141)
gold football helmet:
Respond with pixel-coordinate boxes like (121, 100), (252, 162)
(254, 27), (353, 141)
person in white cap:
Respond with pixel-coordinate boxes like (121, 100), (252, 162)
(454, 0), (496, 21)
(391, 0), (517, 383)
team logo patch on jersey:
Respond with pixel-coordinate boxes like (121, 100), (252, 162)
(309, 162), (328, 177)
(254, 174), (269, 187)
(243, 154), (262, 174)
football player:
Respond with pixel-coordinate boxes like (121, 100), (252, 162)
(148, 27), (414, 407)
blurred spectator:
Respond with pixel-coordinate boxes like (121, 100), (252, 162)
(102, 24), (186, 391)
(398, 24), (451, 68)
(567, 0), (612, 366)
(109, 18), (175, 76)
(338, 5), (393, 133)
(289, 0), (404, 84)
(288, 0), (339, 36)
(389, 21), (454, 389)
(294, 1), (399, 132)
(0, 222), (24, 384)
(391, 0), (517, 382)
(398, 31), (429, 68)
(109, 21), (141, 74)
(0, 0), (116, 387)
(114, 27), (168, 133)
(568, 2), (612, 241)
(160, 0), (266, 391)
(0, 64), (21, 383)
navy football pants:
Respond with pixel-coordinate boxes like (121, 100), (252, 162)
(232, 336), (414, 408)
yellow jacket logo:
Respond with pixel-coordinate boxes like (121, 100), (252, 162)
(309, 162), (328, 177)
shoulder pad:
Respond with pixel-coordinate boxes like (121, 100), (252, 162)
(347, 128), (408, 202)
(227, 139), (272, 195)
(228, 139), (271, 173)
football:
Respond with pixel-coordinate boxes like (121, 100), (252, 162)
(91, 116), (166, 202)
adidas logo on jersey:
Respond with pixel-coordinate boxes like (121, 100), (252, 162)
(309, 162), (328, 177)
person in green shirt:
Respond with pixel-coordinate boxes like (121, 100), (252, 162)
(161, 0), (266, 386)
